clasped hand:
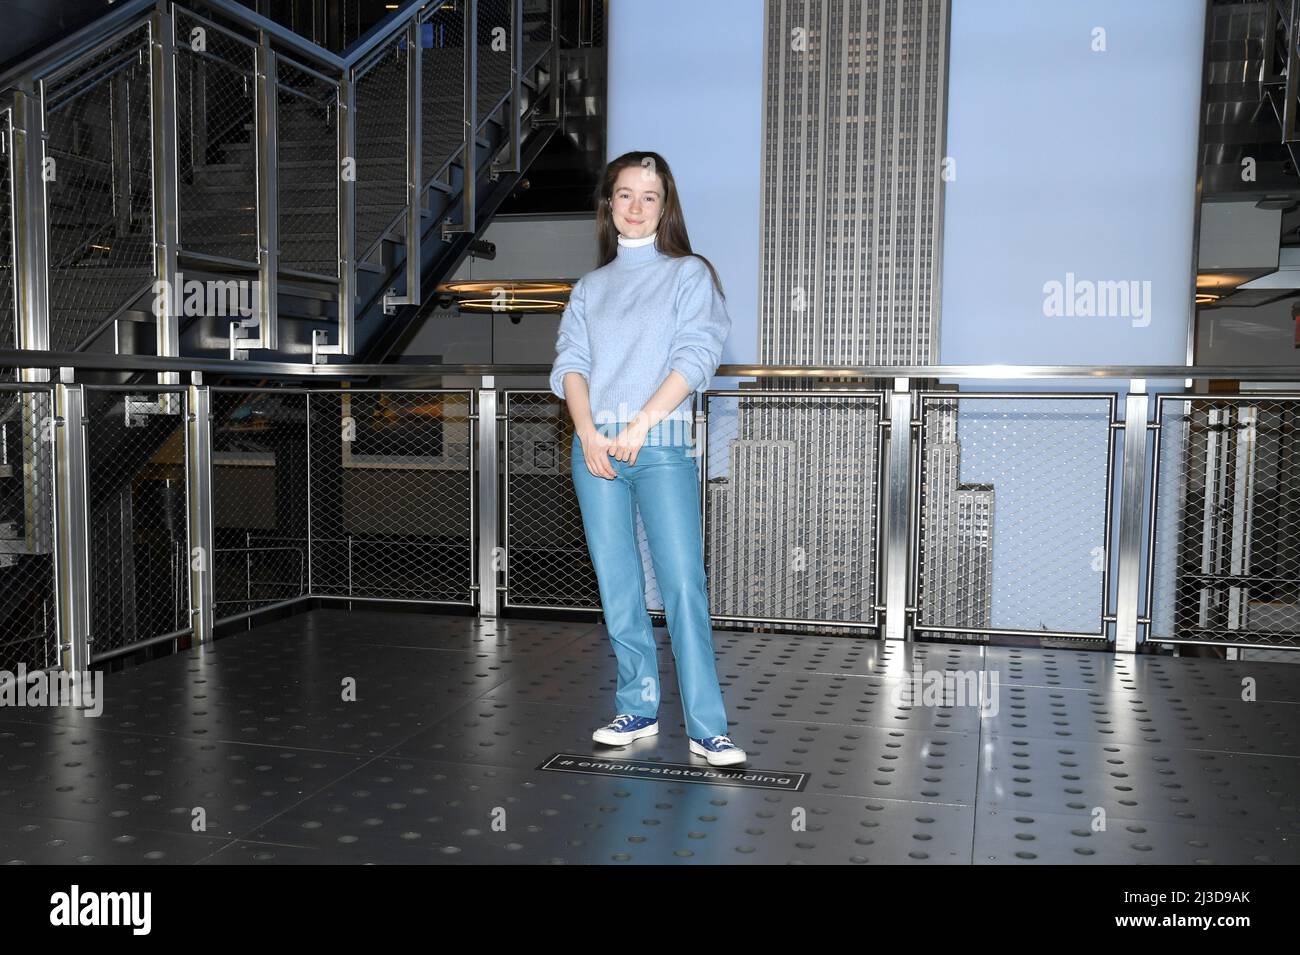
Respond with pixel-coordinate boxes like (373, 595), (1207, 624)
(580, 415), (650, 478)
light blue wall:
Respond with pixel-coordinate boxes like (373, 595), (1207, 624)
(606, 0), (1205, 368)
(938, 0), (1205, 641)
(606, 0), (764, 372)
(940, 0), (1204, 365)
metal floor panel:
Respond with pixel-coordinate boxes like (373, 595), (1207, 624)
(219, 758), (978, 865)
(972, 807), (1294, 864)
(0, 608), (1297, 864)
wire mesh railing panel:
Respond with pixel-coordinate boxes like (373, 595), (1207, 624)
(1150, 396), (1300, 650)
(82, 387), (190, 657)
(0, 386), (58, 673)
(1, 110), (16, 382)
(420, 2), (466, 189)
(353, 36), (410, 263)
(521, 0), (554, 73)
(42, 25), (154, 354)
(476, 0), (514, 125)
(210, 388), (309, 620)
(704, 392), (884, 632)
(308, 390), (473, 603)
(174, 8), (258, 264)
(503, 392), (599, 610)
(275, 56), (339, 278)
(915, 394), (1115, 641)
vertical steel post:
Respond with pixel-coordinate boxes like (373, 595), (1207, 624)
(53, 370), (91, 672)
(11, 84), (55, 569)
(405, 15), (423, 302)
(549, 0), (562, 124)
(443, 0), (477, 239)
(318, 68), (356, 359)
(491, 0), (523, 177)
(305, 391), (313, 596)
(390, 16), (423, 305)
(884, 377), (913, 642)
(186, 373), (216, 644)
(12, 85), (50, 367)
(477, 377), (498, 617)
(150, 4), (182, 395)
(250, 32), (278, 352)
(1115, 379), (1149, 654)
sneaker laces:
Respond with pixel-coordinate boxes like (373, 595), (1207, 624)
(708, 735), (735, 748)
(609, 714), (635, 729)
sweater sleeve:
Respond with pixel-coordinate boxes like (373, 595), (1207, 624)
(549, 277), (591, 400)
(668, 257), (730, 393)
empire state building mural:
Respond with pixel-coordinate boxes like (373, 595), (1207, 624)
(705, 0), (993, 638)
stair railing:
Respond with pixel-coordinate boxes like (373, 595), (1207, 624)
(0, 0), (558, 381)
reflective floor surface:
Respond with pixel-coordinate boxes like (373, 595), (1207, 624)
(0, 608), (1296, 864)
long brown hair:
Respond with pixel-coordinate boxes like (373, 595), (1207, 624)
(593, 151), (725, 299)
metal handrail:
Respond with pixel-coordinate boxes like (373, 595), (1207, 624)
(0, 0), (458, 92)
(0, 0), (156, 91)
(3, 350), (1300, 381)
(4, 0), (556, 370)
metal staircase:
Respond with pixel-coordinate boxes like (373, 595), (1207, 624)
(1261, 0), (1300, 181)
(0, 0), (571, 665)
(0, 0), (564, 375)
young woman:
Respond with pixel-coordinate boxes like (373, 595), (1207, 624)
(548, 151), (745, 768)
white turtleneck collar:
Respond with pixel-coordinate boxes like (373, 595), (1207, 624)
(617, 230), (658, 247)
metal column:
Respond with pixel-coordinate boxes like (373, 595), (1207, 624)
(1115, 379), (1149, 653)
(491, 0), (523, 178)
(317, 67), (355, 361)
(149, 3), (181, 388)
(442, 0), (477, 239)
(53, 370), (91, 672)
(186, 374), (216, 644)
(241, 32), (279, 354)
(389, 16), (422, 305)
(884, 377), (913, 641)
(11, 86), (50, 368)
(477, 377), (498, 617)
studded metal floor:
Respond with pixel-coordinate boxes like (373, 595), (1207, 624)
(0, 608), (1297, 864)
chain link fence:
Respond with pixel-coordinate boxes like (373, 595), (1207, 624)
(82, 386), (190, 659)
(914, 394), (1116, 641)
(503, 391), (598, 609)
(308, 389), (473, 604)
(0, 384), (57, 673)
(1150, 395), (1300, 649)
(9, 374), (1300, 662)
(41, 24), (154, 354)
(174, 7), (258, 265)
(209, 387), (309, 620)
(275, 55), (339, 278)
(704, 391), (883, 633)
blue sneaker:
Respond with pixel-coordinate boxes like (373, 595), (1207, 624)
(592, 713), (659, 745)
(688, 734), (747, 767)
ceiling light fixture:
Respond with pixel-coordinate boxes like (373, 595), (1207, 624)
(437, 279), (573, 313)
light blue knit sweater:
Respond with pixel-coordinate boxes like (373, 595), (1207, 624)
(548, 234), (731, 434)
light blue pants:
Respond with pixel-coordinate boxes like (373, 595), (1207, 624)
(570, 426), (729, 740)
